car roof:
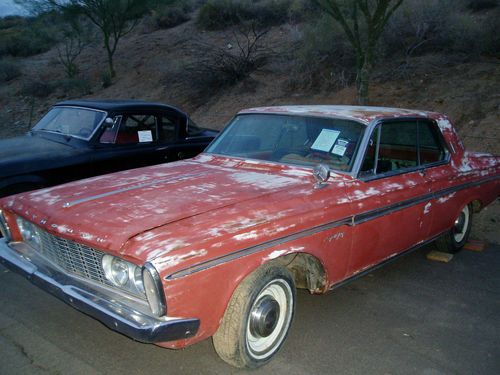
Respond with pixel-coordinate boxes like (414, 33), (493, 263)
(54, 99), (186, 114)
(238, 105), (439, 124)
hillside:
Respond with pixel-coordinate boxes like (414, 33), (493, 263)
(0, 5), (498, 243)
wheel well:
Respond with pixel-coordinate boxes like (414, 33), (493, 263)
(470, 199), (482, 213)
(268, 253), (327, 294)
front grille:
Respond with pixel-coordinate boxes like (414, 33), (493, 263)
(36, 228), (109, 285)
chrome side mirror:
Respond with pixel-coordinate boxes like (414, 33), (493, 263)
(313, 164), (330, 189)
(104, 117), (114, 127)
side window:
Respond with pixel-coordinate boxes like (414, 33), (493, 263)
(360, 127), (379, 175)
(99, 116), (121, 144)
(115, 114), (157, 144)
(360, 121), (418, 176)
(187, 118), (202, 136)
(419, 121), (446, 164)
(158, 115), (178, 142)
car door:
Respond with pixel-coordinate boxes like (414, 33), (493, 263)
(346, 119), (431, 274)
(415, 120), (454, 238)
(91, 112), (167, 175)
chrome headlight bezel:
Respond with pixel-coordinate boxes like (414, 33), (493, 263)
(102, 254), (145, 296)
(143, 263), (166, 317)
(15, 216), (41, 250)
(0, 210), (12, 241)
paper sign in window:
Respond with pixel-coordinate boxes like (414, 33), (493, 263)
(138, 130), (153, 142)
(331, 144), (347, 156)
(311, 129), (340, 152)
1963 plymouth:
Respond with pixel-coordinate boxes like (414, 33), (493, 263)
(0, 106), (498, 368)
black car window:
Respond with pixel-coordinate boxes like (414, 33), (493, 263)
(115, 114), (157, 144)
(99, 116), (121, 144)
(158, 115), (178, 142)
(187, 118), (203, 136)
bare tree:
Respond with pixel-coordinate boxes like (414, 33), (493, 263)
(17, 0), (150, 78)
(56, 18), (92, 78)
(314, 0), (404, 104)
(193, 22), (271, 88)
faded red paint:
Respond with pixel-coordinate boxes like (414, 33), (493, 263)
(1, 106), (499, 350)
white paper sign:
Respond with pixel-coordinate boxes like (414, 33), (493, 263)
(311, 129), (340, 152)
(138, 130), (153, 142)
(331, 144), (347, 156)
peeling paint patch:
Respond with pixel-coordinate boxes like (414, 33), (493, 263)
(438, 192), (456, 203)
(230, 171), (298, 189)
(233, 231), (259, 241)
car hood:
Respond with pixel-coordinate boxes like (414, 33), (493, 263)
(4, 154), (347, 256)
(0, 133), (83, 177)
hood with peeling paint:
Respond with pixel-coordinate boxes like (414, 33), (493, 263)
(2, 154), (350, 262)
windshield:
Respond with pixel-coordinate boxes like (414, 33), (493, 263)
(206, 114), (365, 171)
(33, 106), (106, 140)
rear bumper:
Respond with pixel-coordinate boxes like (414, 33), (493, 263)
(0, 239), (199, 343)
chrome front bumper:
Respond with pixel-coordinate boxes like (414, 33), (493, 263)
(0, 239), (199, 343)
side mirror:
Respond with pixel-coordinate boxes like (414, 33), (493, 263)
(104, 117), (114, 127)
(313, 164), (330, 189)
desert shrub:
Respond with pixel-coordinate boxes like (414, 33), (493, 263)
(288, 14), (356, 90)
(21, 80), (55, 98)
(151, 0), (197, 29)
(57, 78), (92, 96)
(0, 59), (21, 82)
(0, 14), (57, 57)
(382, 0), (499, 58)
(466, 0), (498, 11)
(382, 0), (453, 57)
(101, 70), (112, 88)
(154, 6), (191, 28)
(197, 0), (291, 30)
(187, 23), (271, 97)
(0, 16), (26, 30)
(442, 9), (500, 56)
(287, 0), (321, 23)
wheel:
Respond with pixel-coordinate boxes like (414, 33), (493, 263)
(435, 204), (473, 254)
(212, 264), (296, 368)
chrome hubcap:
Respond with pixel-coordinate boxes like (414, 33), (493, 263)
(250, 296), (280, 338)
(453, 205), (469, 243)
(246, 279), (293, 360)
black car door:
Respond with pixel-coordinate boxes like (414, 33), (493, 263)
(90, 111), (168, 175)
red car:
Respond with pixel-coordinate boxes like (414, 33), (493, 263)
(0, 106), (498, 368)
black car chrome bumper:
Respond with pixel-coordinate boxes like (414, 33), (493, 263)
(0, 239), (199, 343)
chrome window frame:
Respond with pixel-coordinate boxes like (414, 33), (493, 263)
(0, 210), (11, 242)
(353, 117), (452, 181)
(205, 113), (369, 177)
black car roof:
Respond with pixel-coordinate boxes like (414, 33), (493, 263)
(54, 100), (186, 114)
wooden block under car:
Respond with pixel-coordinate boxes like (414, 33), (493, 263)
(464, 240), (488, 252)
(426, 250), (454, 263)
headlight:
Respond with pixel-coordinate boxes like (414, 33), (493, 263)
(0, 210), (11, 241)
(143, 263), (166, 317)
(15, 216), (41, 250)
(102, 255), (144, 295)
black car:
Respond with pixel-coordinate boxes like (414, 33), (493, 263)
(0, 100), (218, 197)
